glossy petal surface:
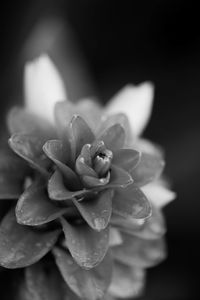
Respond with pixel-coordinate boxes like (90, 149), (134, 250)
(61, 217), (109, 269)
(73, 189), (113, 231)
(131, 153), (165, 187)
(112, 185), (152, 220)
(0, 209), (60, 268)
(53, 247), (112, 300)
(16, 181), (68, 226)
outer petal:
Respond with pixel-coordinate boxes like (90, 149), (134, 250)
(0, 209), (60, 268)
(72, 189), (113, 231)
(60, 217), (109, 269)
(24, 55), (67, 124)
(53, 247), (112, 300)
(20, 261), (76, 300)
(105, 83), (154, 136)
(108, 262), (145, 298)
(112, 233), (166, 268)
(16, 180), (68, 226)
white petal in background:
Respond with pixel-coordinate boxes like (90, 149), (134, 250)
(24, 55), (67, 124)
(105, 83), (154, 137)
(142, 181), (176, 208)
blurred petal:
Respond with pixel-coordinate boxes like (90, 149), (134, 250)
(60, 217), (109, 269)
(21, 261), (72, 300)
(72, 189), (113, 231)
(53, 247), (112, 300)
(142, 181), (176, 208)
(109, 227), (123, 247)
(131, 152), (165, 187)
(9, 134), (50, 176)
(108, 262), (145, 298)
(112, 233), (166, 268)
(105, 83), (154, 136)
(7, 107), (56, 139)
(16, 180), (68, 226)
(0, 209), (60, 268)
(24, 55), (67, 123)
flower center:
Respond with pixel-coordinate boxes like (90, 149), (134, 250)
(93, 148), (113, 178)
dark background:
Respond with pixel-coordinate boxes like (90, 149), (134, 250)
(0, 0), (199, 299)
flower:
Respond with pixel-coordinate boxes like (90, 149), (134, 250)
(0, 55), (175, 300)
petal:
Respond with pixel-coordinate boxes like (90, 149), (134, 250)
(82, 173), (110, 188)
(60, 217), (109, 269)
(0, 148), (29, 199)
(72, 189), (113, 231)
(98, 124), (125, 152)
(24, 55), (67, 124)
(75, 155), (97, 177)
(0, 173), (22, 199)
(142, 181), (176, 208)
(21, 261), (78, 300)
(131, 152), (165, 187)
(112, 185), (152, 220)
(43, 141), (81, 188)
(98, 113), (131, 145)
(111, 214), (146, 234)
(69, 115), (95, 161)
(105, 83), (154, 136)
(127, 205), (166, 240)
(54, 99), (102, 135)
(109, 165), (133, 188)
(112, 233), (166, 268)
(108, 262), (145, 298)
(43, 139), (69, 164)
(48, 170), (87, 200)
(53, 247), (112, 300)
(112, 149), (141, 172)
(9, 134), (50, 176)
(0, 209), (60, 268)
(7, 107), (56, 138)
(109, 227), (123, 247)
(16, 181), (68, 226)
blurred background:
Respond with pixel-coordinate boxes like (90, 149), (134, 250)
(0, 0), (199, 299)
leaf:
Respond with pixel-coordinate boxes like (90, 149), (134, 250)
(73, 189), (113, 231)
(0, 209), (60, 268)
(108, 262), (145, 298)
(69, 115), (95, 160)
(131, 152), (165, 187)
(112, 149), (141, 172)
(53, 247), (112, 300)
(60, 217), (109, 269)
(98, 124), (125, 152)
(16, 181), (68, 226)
(112, 233), (166, 268)
(112, 185), (152, 220)
(9, 134), (50, 176)
(48, 170), (87, 201)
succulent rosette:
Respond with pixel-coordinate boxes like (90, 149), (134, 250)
(0, 55), (175, 300)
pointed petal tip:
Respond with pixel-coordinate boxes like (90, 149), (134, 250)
(106, 82), (155, 136)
